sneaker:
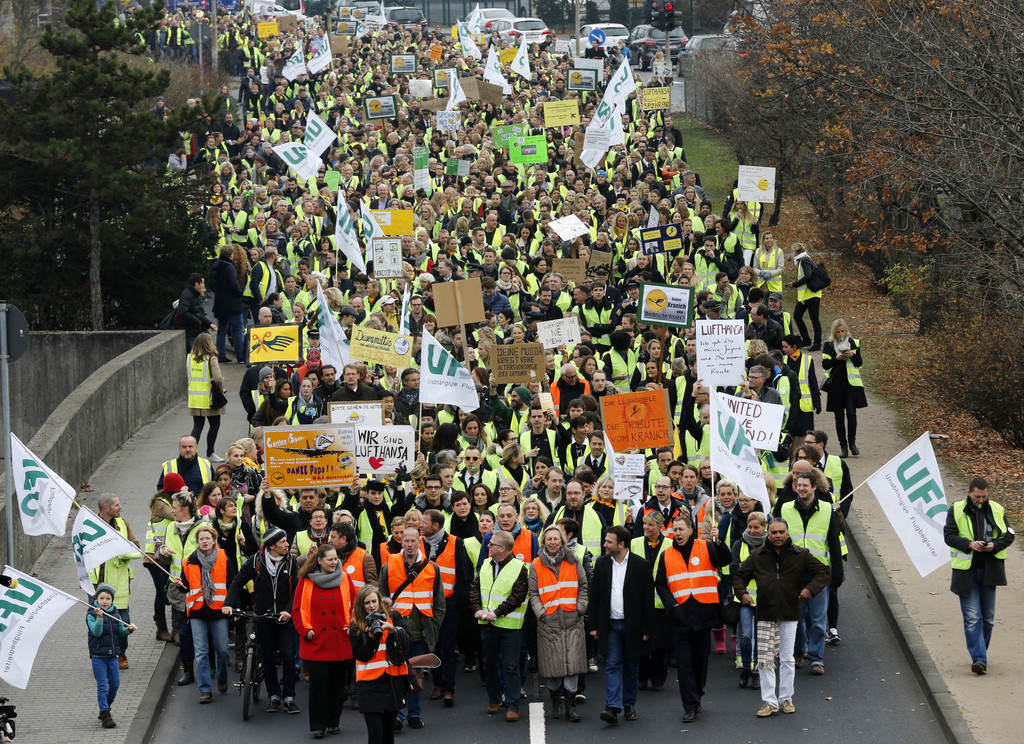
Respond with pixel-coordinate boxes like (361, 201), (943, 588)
(284, 698), (300, 714)
(520, 687), (528, 699)
(574, 692), (586, 704)
(313, 731), (326, 740)
(826, 628), (842, 645)
(208, 454), (226, 464)
(408, 716), (424, 729)
(810, 663), (825, 675)
(735, 654), (743, 670)
(971, 661), (987, 675)
(756, 703), (777, 718)
(781, 700), (796, 714)
(199, 692), (213, 704)
(588, 657), (598, 673)
(463, 662), (478, 672)
(267, 697), (282, 713)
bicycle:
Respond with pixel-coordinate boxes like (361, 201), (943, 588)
(230, 610), (277, 721)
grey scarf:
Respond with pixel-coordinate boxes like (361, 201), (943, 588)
(196, 546), (221, 606)
(742, 529), (767, 550)
(309, 560), (344, 589)
(540, 545), (567, 569)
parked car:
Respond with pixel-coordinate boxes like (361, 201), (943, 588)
(676, 34), (744, 75)
(383, 6), (428, 30)
(628, 24), (687, 70)
(570, 23), (629, 55)
(488, 17), (554, 46)
(470, 8), (517, 30)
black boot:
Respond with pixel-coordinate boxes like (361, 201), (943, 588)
(566, 700), (580, 723)
(177, 662), (195, 686)
(550, 689), (563, 719)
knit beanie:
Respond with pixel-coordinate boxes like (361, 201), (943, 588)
(262, 526), (287, 549)
(94, 582), (116, 600)
(513, 386), (533, 405)
(163, 472), (186, 493)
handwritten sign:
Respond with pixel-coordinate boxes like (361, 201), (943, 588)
(543, 99), (581, 127)
(354, 425), (415, 475)
(491, 343), (546, 384)
(642, 86), (670, 110)
(436, 110), (462, 131)
(328, 401), (383, 427)
(588, 249), (613, 276)
(430, 44), (444, 61)
(601, 389), (673, 451)
(246, 323), (303, 365)
(549, 214), (591, 241)
(349, 326), (413, 367)
(638, 283), (694, 329)
(264, 425), (356, 488)
(372, 237), (403, 278)
(257, 21), (279, 38)
(499, 47), (518, 67)
(716, 393), (786, 451)
(552, 258), (587, 284)
(612, 454), (647, 479)
(737, 165), (777, 202)
(538, 392), (555, 412)
(696, 319), (746, 387)
(536, 317), (582, 349)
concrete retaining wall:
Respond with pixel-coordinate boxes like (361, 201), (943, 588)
(0, 331), (186, 569)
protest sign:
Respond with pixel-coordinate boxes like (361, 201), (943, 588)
(552, 258), (587, 284)
(257, 21), (279, 38)
(572, 57), (604, 71)
(433, 67), (457, 88)
(432, 278), (486, 326)
(639, 222), (686, 255)
(494, 124), (528, 149)
(651, 59), (670, 77)
(613, 477), (645, 503)
(436, 110), (462, 131)
(510, 135), (549, 164)
(611, 454), (647, 479)
(278, 14), (298, 33)
(638, 283), (694, 329)
(536, 317), (582, 349)
(642, 86), (670, 110)
(364, 95), (398, 120)
(430, 44), (444, 61)
(491, 343), (546, 384)
(537, 392), (556, 412)
(349, 326), (413, 367)
(246, 323), (303, 365)
(499, 47), (518, 66)
(588, 249), (613, 276)
(372, 237), (403, 278)
(354, 426), (415, 475)
(601, 389), (673, 451)
(737, 165), (776, 202)
(370, 209), (414, 235)
(410, 78), (432, 97)
(328, 401), (383, 427)
(264, 426), (356, 488)
(549, 214), (590, 241)
(696, 319), (746, 387)
(715, 392), (785, 451)
(568, 68), (599, 91)
(460, 77), (506, 106)
(543, 99), (581, 127)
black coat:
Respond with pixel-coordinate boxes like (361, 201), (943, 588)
(350, 611), (410, 713)
(211, 258), (246, 317)
(587, 552), (654, 660)
(177, 284), (212, 336)
(226, 550), (300, 616)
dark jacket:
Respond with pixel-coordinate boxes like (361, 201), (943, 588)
(943, 498), (1016, 596)
(350, 611), (410, 713)
(655, 537), (732, 632)
(732, 538), (831, 621)
(177, 284), (212, 336)
(87, 605), (129, 657)
(261, 492), (331, 542)
(226, 549), (300, 616)
(330, 383), (379, 402)
(587, 551), (655, 659)
(211, 258), (246, 317)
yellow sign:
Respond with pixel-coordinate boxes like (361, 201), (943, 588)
(349, 327), (413, 367)
(431, 44), (444, 61)
(642, 86), (671, 111)
(246, 324), (303, 365)
(499, 47), (517, 67)
(257, 21), (279, 39)
(543, 99), (581, 128)
(264, 426), (356, 488)
(370, 209), (414, 236)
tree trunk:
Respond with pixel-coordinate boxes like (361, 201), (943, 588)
(89, 145), (103, 330)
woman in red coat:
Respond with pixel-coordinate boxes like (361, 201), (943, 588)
(293, 544), (355, 739)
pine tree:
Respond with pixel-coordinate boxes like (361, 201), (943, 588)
(0, 0), (214, 329)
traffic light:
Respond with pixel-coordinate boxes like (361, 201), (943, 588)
(663, 2), (676, 31)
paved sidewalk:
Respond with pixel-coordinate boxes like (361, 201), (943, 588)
(0, 363), (251, 744)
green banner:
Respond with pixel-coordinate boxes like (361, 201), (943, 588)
(510, 134), (548, 165)
(494, 124), (528, 150)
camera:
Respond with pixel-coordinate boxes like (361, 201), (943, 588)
(0, 696), (16, 741)
(366, 612), (388, 640)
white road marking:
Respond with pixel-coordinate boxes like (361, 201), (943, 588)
(529, 701), (546, 744)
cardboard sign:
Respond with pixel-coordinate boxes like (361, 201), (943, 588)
(543, 99), (581, 127)
(536, 317), (582, 349)
(328, 401), (383, 427)
(436, 110), (462, 131)
(257, 21), (279, 38)
(330, 35), (349, 55)
(410, 78), (432, 97)
(370, 209), (414, 235)
(278, 15), (298, 33)
(354, 425), (415, 475)
(499, 47), (518, 67)
(642, 86), (670, 110)
(349, 326), (413, 367)
(420, 98), (449, 112)
(364, 95), (398, 120)
(588, 249), (613, 275)
(460, 76), (505, 106)
(537, 392), (556, 412)
(737, 165), (776, 202)
(433, 67), (456, 88)
(494, 124), (528, 150)
(432, 278), (486, 327)
(430, 44), (444, 61)
(567, 68), (599, 91)
(639, 222), (686, 255)
(696, 319), (746, 387)
(638, 283), (694, 329)
(510, 135), (549, 164)
(552, 258), (587, 284)
(390, 54), (417, 74)
(246, 323), (304, 365)
(372, 237), (403, 278)
(611, 453), (647, 479)
(601, 389), (673, 451)
(716, 393), (786, 451)
(549, 214), (590, 241)
(264, 425), (356, 488)
(491, 343), (547, 384)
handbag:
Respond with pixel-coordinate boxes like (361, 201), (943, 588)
(211, 380), (229, 410)
(806, 260), (832, 292)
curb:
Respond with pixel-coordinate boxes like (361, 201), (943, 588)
(845, 510), (976, 744)
(124, 642), (180, 744)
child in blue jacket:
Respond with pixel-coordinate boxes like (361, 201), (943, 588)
(87, 582), (137, 728)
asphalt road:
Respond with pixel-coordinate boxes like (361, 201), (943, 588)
(149, 551), (945, 744)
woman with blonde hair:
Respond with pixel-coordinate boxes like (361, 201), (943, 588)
(519, 497), (550, 535)
(821, 318), (867, 456)
(186, 333), (226, 462)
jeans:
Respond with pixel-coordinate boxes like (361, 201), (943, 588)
(481, 628), (522, 712)
(403, 639), (429, 719)
(258, 619), (299, 699)
(759, 620), (797, 708)
(92, 656), (120, 713)
(144, 562), (168, 623)
(738, 605), (756, 671)
(190, 616), (229, 693)
(959, 567), (997, 665)
(217, 313), (246, 362)
(603, 619), (638, 712)
(795, 586), (829, 666)
(172, 607), (194, 665)
(794, 296), (821, 346)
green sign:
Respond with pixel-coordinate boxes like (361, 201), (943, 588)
(510, 134), (549, 165)
(414, 146), (428, 170)
(494, 124), (528, 150)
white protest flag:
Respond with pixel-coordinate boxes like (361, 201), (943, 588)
(446, 75), (467, 111)
(72, 506), (142, 596)
(282, 45), (307, 81)
(304, 108), (337, 156)
(10, 433), (75, 537)
(0, 566), (79, 688)
(335, 192), (366, 273)
(273, 142), (320, 182)
(399, 283), (412, 336)
(360, 202), (385, 244)
(316, 283), (352, 369)
(604, 55), (636, 109)
(484, 46), (512, 94)
(709, 391), (770, 507)
(866, 432), (950, 577)
(466, 3), (483, 33)
(420, 329), (479, 412)
(510, 35), (531, 80)
(458, 22), (482, 60)
(307, 37), (332, 74)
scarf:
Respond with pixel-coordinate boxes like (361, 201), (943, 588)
(449, 511), (479, 540)
(539, 545), (567, 569)
(217, 519), (236, 532)
(196, 546), (221, 606)
(174, 517), (198, 537)
(524, 515), (544, 534)
(423, 528), (446, 558)
(264, 549), (284, 577)
(756, 620), (781, 671)
(496, 277), (513, 292)
(309, 560), (344, 589)
(742, 529), (767, 550)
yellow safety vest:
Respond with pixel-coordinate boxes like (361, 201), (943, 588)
(478, 557), (527, 630)
(949, 500), (1009, 569)
(187, 355), (212, 409)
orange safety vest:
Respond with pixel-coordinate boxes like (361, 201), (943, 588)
(184, 550), (228, 614)
(298, 574), (352, 631)
(344, 547), (369, 591)
(663, 540), (719, 605)
(380, 537), (425, 566)
(532, 558), (578, 615)
(433, 536), (458, 598)
(355, 629), (409, 681)
(386, 556), (437, 617)
(694, 502), (707, 539)
(512, 530), (534, 562)
(643, 502), (686, 537)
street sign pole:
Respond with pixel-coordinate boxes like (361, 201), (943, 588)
(1, 302), (14, 565)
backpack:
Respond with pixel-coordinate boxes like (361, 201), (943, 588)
(806, 260), (831, 292)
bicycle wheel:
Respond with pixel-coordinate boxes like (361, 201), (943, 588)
(241, 647), (256, 721)
(251, 643), (262, 704)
